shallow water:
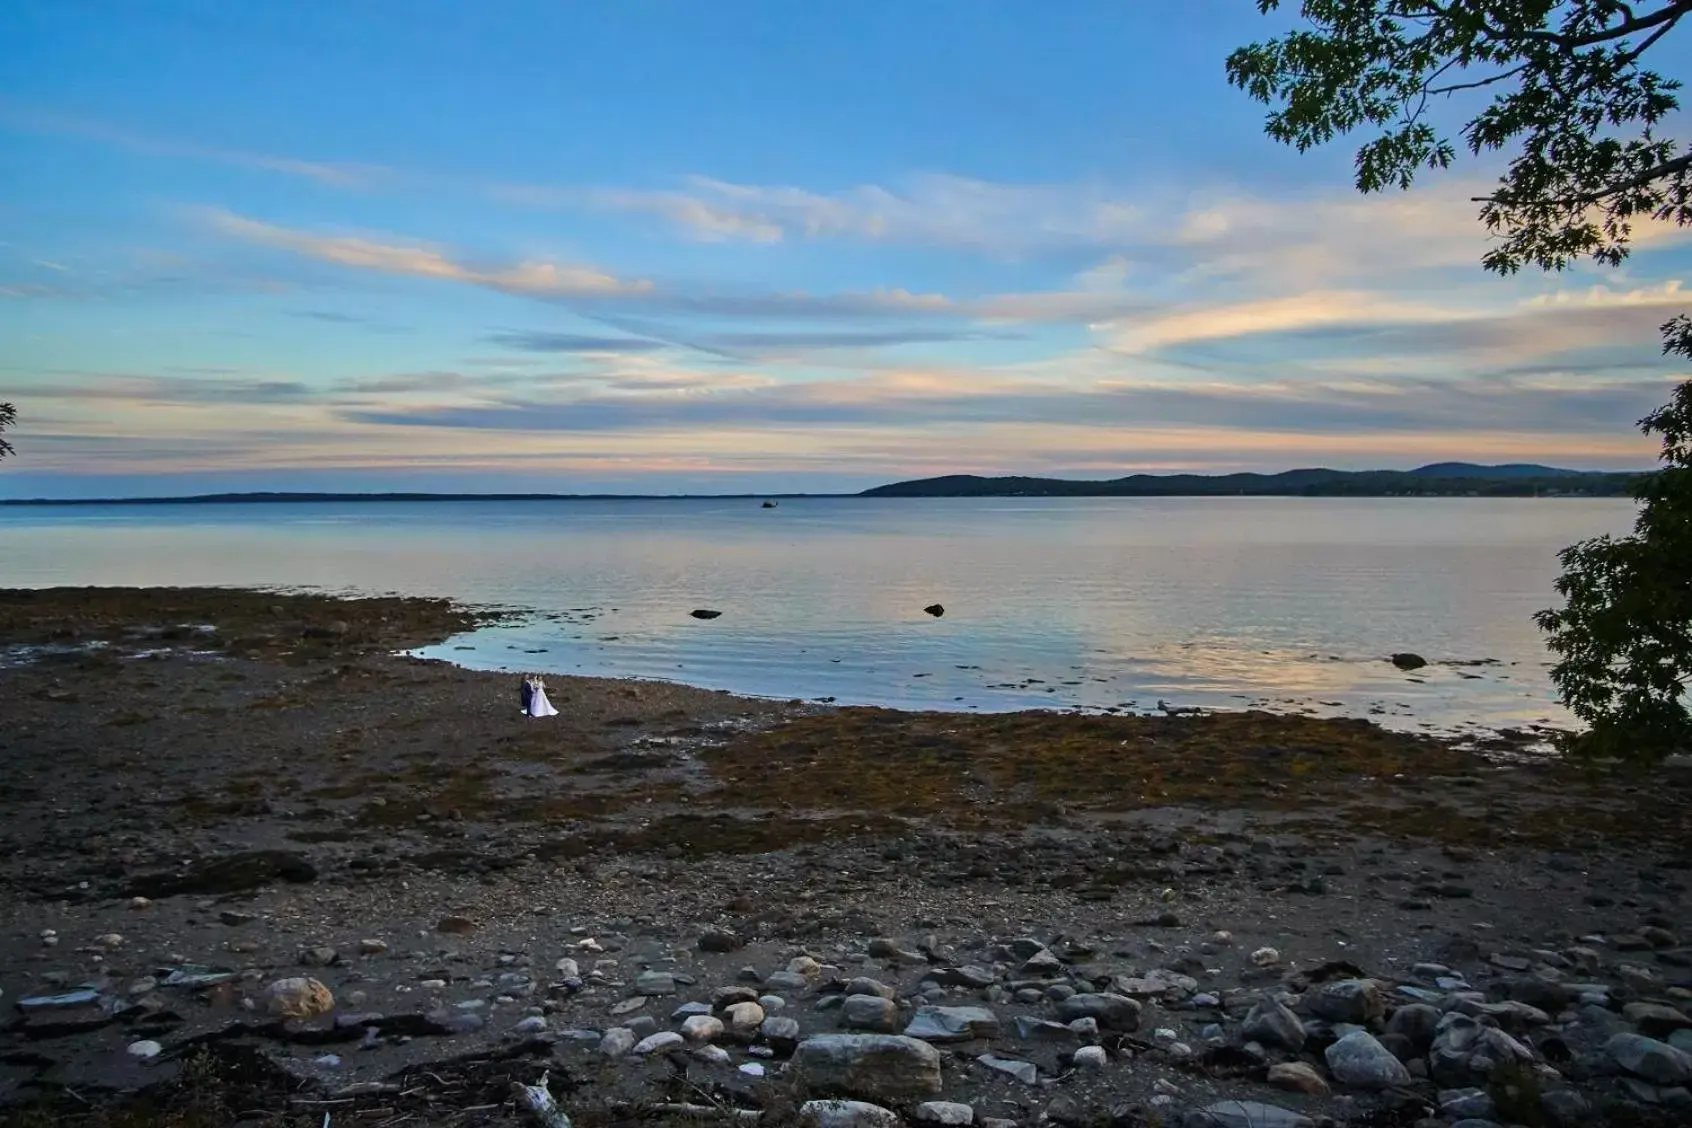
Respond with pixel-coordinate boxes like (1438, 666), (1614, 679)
(0, 495), (1638, 733)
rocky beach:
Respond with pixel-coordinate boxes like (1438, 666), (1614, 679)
(3, 586), (1692, 1128)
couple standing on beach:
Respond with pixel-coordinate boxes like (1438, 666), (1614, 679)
(519, 674), (558, 718)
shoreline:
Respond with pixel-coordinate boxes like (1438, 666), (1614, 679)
(3, 586), (1691, 1127)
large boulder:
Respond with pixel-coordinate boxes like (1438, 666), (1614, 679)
(792, 1035), (943, 1100)
(1324, 1030), (1411, 1089)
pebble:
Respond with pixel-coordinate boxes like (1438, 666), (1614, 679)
(1267, 1061), (1329, 1096)
(126, 1040), (163, 1060)
(725, 1001), (765, 1031)
(358, 939), (388, 956)
(436, 915), (475, 935)
(1250, 947), (1280, 967)
(512, 1016), (548, 1035)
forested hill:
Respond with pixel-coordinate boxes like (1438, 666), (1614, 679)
(859, 464), (1643, 498)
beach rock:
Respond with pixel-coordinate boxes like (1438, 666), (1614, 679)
(1430, 1013), (1536, 1084)
(1390, 653), (1428, 671)
(725, 1001), (766, 1032)
(699, 929), (744, 953)
(1607, 1032), (1692, 1084)
(1072, 1045), (1107, 1070)
(1012, 1016), (1077, 1044)
(791, 1034), (943, 1099)
(767, 971), (811, 992)
(299, 946), (339, 968)
(635, 971), (677, 996)
(904, 1006), (1000, 1043)
(800, 1100), (902, 1128)
(1626, 1002), (1692, 1037)
(1185, 1102), (1312, 1128)
(690, 609), (722, 620)
(358, 939), (388, 956)
(923, 604), (944, 618)
(845, 977), (896, 1000)
(633, 1031), (685, 1055)
(436, 915), (475, 935)
(600, 1028), (636, 1057)
(1385, 1002), (1441, 1049)
(265, 977), (334, 1020)
(1305, 978), (1384, 1024)
(1251, 947), (1280, 967)
(1242, 999), (1305, 1051)
(1539, 1089), (1592, 1127)
(512, 1016), (548, 1035)
(124, 850), (317, 898)
(219, 910), (257, 926)
(127, 1040), (163, 1059)
(760, 1016), (802, 1052)
(1054, 993), (1140, 1031)
(1438, 1089), (1495, 1120)
(929, 967), (995, 989)
(975, 1054), (1036, 1084)
(913, 1102), (973, 1126)
(1325, 1030), (1411, 1089)
(842, 995), (900, 1033)
(682, 1014), (724, 1043)
(1267, 1061), (1329, 1096)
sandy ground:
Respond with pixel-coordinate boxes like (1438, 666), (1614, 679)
(3, 587), (1691, 1128)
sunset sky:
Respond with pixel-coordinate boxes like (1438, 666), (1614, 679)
(3, 0), (1688, 498)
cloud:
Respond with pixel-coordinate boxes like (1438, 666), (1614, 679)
(204, 210), (653, 297)
(0, 103), (388, 189)
(482, 330), (665, 353)
(4, 373), (314, 404)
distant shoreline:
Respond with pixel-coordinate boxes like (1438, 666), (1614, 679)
(0, 462), (1651, 505)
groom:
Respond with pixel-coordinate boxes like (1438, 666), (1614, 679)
(519, 675), (534, 714)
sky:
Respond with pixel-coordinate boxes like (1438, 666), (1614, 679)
(2, 0), (1689, 498)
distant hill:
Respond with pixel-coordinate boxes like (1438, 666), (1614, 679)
(860, 464), (1644, 498)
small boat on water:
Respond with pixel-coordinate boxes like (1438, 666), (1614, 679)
(762, 500), (778, 508)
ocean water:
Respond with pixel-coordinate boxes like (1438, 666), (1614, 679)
(0, 496), (1639, 735)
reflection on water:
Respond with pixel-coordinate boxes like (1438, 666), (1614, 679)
(0, 496), (1638, 733)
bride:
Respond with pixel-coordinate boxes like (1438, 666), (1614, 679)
(521, 674), (559, 718)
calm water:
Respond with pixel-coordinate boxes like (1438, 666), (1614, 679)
(0, 496), (1639, 735)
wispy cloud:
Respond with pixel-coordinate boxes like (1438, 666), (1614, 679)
(204, 209), (654, 298)
(0, 103), (390, 189)
(482, 330), (665, 353)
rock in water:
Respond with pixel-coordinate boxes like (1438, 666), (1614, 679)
(923, 604), (945, 617)
(1390, 652), (1428, 671)
(904, 1006), (1001, 1042)
(800, 1101), (902, 1128)
(690, 609), (722, 620)
(791, 1034), (943, 1099)
(265, 977), (334, 1020)
(1325, 1030), (1411, 1089)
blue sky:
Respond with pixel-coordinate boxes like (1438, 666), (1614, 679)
(2, 0), (1688, 497)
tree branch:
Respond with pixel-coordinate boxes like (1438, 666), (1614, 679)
(1427, 62), (1530, 96)
(1472, 152), (1692, 205)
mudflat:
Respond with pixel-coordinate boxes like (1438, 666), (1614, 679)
(2, 587), (1691, 1127)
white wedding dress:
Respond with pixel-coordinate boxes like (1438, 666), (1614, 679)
(525, 679), (559, 718)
